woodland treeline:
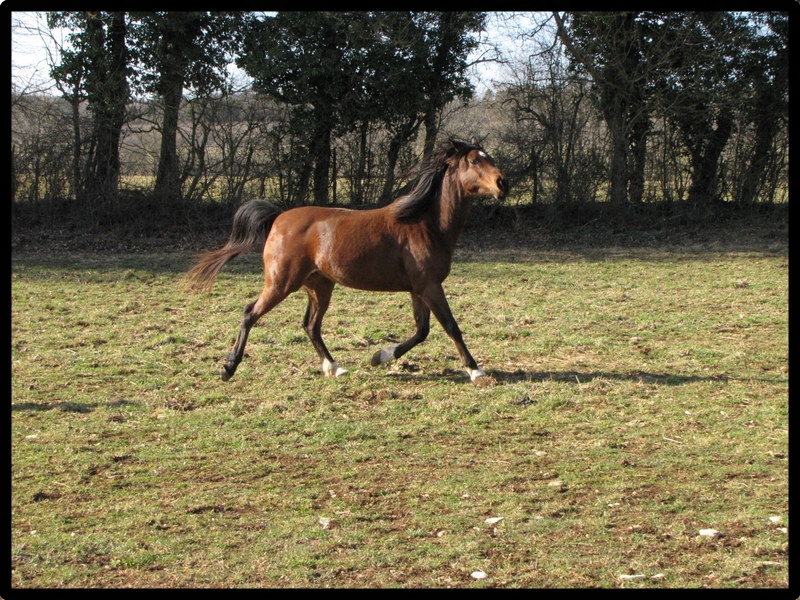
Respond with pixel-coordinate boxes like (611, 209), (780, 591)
(11, 11), (789, 228)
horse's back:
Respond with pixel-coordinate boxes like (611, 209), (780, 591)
(264, 204), (413, 291)
(270, 205), (396, 244)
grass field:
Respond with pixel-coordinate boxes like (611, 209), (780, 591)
(11, 224), (788, 588)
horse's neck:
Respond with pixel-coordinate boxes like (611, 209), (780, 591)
(434, 177), (471, 249)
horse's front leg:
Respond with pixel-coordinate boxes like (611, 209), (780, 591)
(419, 284), (486, 382)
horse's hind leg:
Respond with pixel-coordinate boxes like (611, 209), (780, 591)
(371, 293), (430, 366)
(302, 274), (347, 377)
(222, 287), (287, 381)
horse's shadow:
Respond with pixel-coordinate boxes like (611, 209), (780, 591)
(11, 398), (140, 414)
(387, 367), (784, 387)
(490, 369), (726, 386)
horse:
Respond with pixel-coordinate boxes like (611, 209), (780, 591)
(185, 138), (508, 383)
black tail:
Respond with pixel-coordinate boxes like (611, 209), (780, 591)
(185, 200), (284, 292)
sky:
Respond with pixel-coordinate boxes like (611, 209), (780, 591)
(11, 11), (65, 94)
(11, 11), (541, 97)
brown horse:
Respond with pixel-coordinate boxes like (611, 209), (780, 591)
(185, 138), (507, 383)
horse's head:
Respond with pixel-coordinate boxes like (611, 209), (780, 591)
(447, 138), (508, 200)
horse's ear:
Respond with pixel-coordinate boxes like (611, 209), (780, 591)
(470, 136), (479, 146)
(447, 138), (467, 156)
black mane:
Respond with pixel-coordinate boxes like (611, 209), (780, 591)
(392, 139), (483, 222)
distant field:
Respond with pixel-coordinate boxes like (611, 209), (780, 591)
(11, 236), (787, 588)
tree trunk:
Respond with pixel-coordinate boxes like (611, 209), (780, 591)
(311, 120), (331, 206)
(738, 62), (786, 204)
(687, 111), (733, 204)
(381, 118), (420, 204)
(69, 87), (82, 199)
(154, 69), (184, 202)
(82, 12), (128, 215)
(604, 105), (629, 204)
(628, 115), (648, 203)
(352, 125), (367, 204)
(422, 111), (439, 164)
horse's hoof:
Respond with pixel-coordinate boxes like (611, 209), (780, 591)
(221, 366), (234, 381)
(371, 344), (399, 366)
(469, 368), (487, 382)
(469, 368), (496, 386)
(322, 359), (348, 377)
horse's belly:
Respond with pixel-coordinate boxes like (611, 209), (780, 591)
(321, 253), (412, 292)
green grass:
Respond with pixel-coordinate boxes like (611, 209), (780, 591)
(11, 242), (788, 588)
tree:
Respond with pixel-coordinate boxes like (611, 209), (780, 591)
(553, 11), (654, 204)
(654, 12), (753, 204)
(735, 12), (788, 203)
(552, 11), (786, 205)
(49, 11), (130, 212)
(503, 39), (600, 203)
(409, 12), (485, 160)
(239, 11), (485, 206)
(379, 12), (485, 201)
(127, 12), (249, 202)
(239, 12), (375, 206)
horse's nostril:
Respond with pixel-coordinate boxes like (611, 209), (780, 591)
(498, 178), (508, 194)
